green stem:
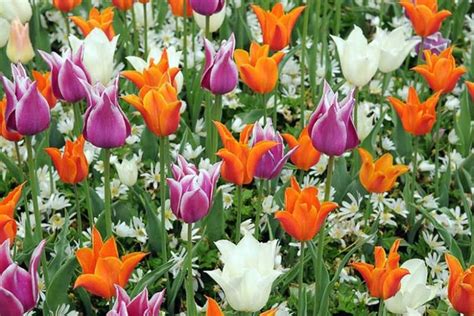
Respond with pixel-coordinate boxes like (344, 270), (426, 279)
(235, 185), (243, 243)
(300, 2), (309, 129)
(25, 136), (42, 241)
(14, 141), (22, 169)
(298, 241), (306, 316)
(262, 93), (267, 122)
(131, 5), (139, 54)
(83, 178), (94, 229)
(103, 149), (112, 237)
(74, 184), (82, 244)
(63, 12), (71, 49)
(186, 224), (196, 315)
(73, 103), (82, 136)
(205, 15), (210, 39)
(254, 179), (264, 239)
(159, 137), (169, 264)
(183, 1), (188, 83)
(412, 136), (418, 207)
(433, 98), (443, 196)
(210, 94), (222, 163)
(143, 2), (148, 56)
(378, 300), (385, 316)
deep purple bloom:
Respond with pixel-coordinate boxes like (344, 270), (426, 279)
(1, 64), (51, 135)
(190, 0), (224, 16)
(82, 77), (131, 148)
(202, 33), (238, 95)
(107, 285), (165, 316)
(39, 46), (91, 103)
(415, 32), (450, 57)
(251, 119), (297, 180)
(0, 240), (46, 315)
(307, 81), (359, 156)
(167, 155), (221, 223)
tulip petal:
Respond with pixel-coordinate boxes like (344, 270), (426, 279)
(0, 287), (24, 316)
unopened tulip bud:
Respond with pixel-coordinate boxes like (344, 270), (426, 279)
(6, 20), (34, 64)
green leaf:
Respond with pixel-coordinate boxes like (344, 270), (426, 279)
(203, 190), (225, 241)
(131, 260), (174, 297)
(48, 216), (70, 276)
(45, 257), (77, 313)
(0, 151), (24, 182)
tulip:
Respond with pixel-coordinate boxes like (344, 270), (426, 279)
(168, 0), (193, 17)
(112, 0), (134, 11)
(45, 135), (89, 184)
(107, 285), (165, 316)
(6, 19), (35, 64)
(331, 25), (380, 88)
(385, 259), (437, 315)
(0, 18), (9, 48)
(52, 0), (81, 12)
(400, 0), (451, 37)
(0, 0), (32, 23)
(0, 184), (24, 244)
(307, 81), (359, 156)
(0, 239), (46, 314)
(467, 81), (474, 101)
(358, 148), (409, 194)
(206, 233), (281, 312)
(351, 239), (410, 300)
(412, 47), (466, 94)
(202, 34), (238, 95)
(445, 254), (474, 316)
(75, 227), (147, 299)
(114, 156), (139, 187)
(234, 42), (285, 94)
(282, 127), (321, 171)
(206, 296), (277, 316)
(0, 98), (22, 142)
(193, 3), (226, 34)
(190, 0), (224, 16)
(415, 32), (450, 56)
(1, 63), (51, 135)
(32, 71), (57, 109)
(251, 3), (305, 51)
(71, 7), (116, 41)
(388, 87), (441, 136)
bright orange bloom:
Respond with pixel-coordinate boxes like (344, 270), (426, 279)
(52, 0), (82, 12)
(206, 296), (277, 316)
(32, 71), (57, 109)
(70, 7), (115, 41)
(351, 239), (410, 300)
(445, 254), (474, 316)
(387, 87), (441, 136)
(122, 83), (181, 137)
(252, 3), (305, 51)
(467, 81), (474, 102)
(282, 127), (320, 171)
(0, 98), (22, 142)
(275, 177), (338, 241)
(358, 148), (408, 194)
(0, 184), (24, 245)
(74, 227), (147, 299)
(168, 0), (192, 17)
(400, 0), (451, 37)
(138, 0), (150, 3)
(214, 122), (277, 185)
(44, 135), (89, 185)
(412, 47), (466, 94)
(112, 0), (134, 11)
(234, 42), (285, 94)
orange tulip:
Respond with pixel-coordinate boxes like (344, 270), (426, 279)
(467, 81), (474, 102)
(400, 0), (451, 37)
(351, 239), (410, 300)
(138, 0), (150, 3)
(206, 296), (277, 316)
(234, 42), (285, 94)
(70, 7), (116, 41)
(168, 0), (193, 17)
(251, 3), (305, 51)
(445, 254), (474, 316)
(214, 121), (277, 185)
(388, 87), (441, 136)
(282, 127), (320, 171)
(74, 227), (147, 299)
(112, 0), (134, 11)
(0, 184), (24, 245)
(32, 71), (57, 109)
(0, 98), (23, 142)
(44, 135), (89, 185)
(412, 47), (466, 94)
(122, 83), (181, 137)
(52, 0), (82, 12)
(275, 177), (338, 241)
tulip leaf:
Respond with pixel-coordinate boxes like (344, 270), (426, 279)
(141, 129), (158, 162)
(132, 186), (161, 254)
(455, 90), (472, 157)
(130, 260), (174, 297)
(47, 216), (70, 276)
(203, 189), (225, 241)
(45, 257), (77, 313)
(391, 107), (412, 158)
(0, 151), (24, 183)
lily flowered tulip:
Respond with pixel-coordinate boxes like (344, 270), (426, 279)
(0, 98), (22, 142)
(168, 0), (192, 17)
(75, 227), (147, 299)
(45, 135), (89, 185)
(375, 26), (419, 73)
(202, 34), (238, 95)
(0, 239), (46, 314)
(206, 297), (277, 316)
(331, 25), (380, 87)
(234, 42), (285, 94)
(0, 184), (24, 244)
(467, 81), (474, 101)
(445, 254), (474, 316)
(358, 148), (409, 194)
(1, 63), (51, 135)
(114, 156), (139, 187)
(412, 47), (466, 94)
(190, 0), (224, 16)
(71, 7), (115, 41)
(206, 234), (281, 312)
(32, 71), (57, 108)
(52, 0), (81, 12)
(193, 2), (226, 33)
(0, 0), (32, 23)
(351, 239), (410, 300)
(307, 81), (359, 156)
(167, 155), (221, 223)
(388, 87), (441, 136)
(400, 0), (451, 37)
(415, 32), (450, 56)
(112, 0), (134, 11)
(6, 19), (35, 64)
(251, 3), (305, 51)
(275, 177), (338, 241)
(214, 121), (277, 185)
(282, 127), (320, 171)
(107, 285), (165, 316)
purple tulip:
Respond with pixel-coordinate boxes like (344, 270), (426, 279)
(415, 32), (450, 57)
(0, 239), (46, 315)
(202, 34), (238, 95)
(1, 64), (51, 135)
(251, 119), (297, 180)
(190, 0), (225, 16)
(39, 46), (91, 103)
(82, 77), (131, 148)
(167, 155), (221, 223)
(107, 285), (165, 316)
(307, 81), (359, 156)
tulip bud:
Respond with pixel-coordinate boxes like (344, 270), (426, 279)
(190, 0), (224, 16)
(445, 254), (474, 316)
(193, 2), (226, 33)
(168, 0), (193, 17)
(107, 285), (165, 316)
(6, 20), (35, 64)
(112, 0), (134, 11)
(52, 0), (82, 12)
(0, 0), (32, 23)
(114, 157), (139, 187)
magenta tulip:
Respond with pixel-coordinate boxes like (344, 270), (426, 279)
(415, 32), (450, 57)
(190, 0), (224, 16)
(107, 285), (165, 316)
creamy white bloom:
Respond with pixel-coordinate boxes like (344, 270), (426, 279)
(356, 101), (376, 140)
(114, 156), (139, 187)
(0, 0), (32, 23)
(193, 3), (226, 34)
(0, 17), (10, 47)
(133, 1), (153, 28)
(206, 233), (282, 312)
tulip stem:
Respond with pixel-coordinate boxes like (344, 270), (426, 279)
(25, 136), (42, 242)
(14, 142), (22, 169)
(378, 300), (385, 316)
(159, 137), (169, 264)
(103, 149), (112, 238)
(235, 185), (243, 243)
(210, 94), (223, 163)
(185, 224), (196, 315)
(73, 103), (82, 136)
(205, 15), (210, 40)
(298, 241), (306, 316)
(433, 99), (442, 197)
(254, 179), (264, 239)
(62, 12), (71, 50)
(131, 5), (139, 54)
(300, 1), (309, 129)
(262, 93), (267, 122)
(182, 1), (188, 86)
(74, 184), (82, 244)
(83, 178), (94, 229)
(143, 2), (148, 56)
(412, 136), (418, 211)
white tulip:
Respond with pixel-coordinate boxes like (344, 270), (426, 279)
(356, 101), (376, 141)
(374, 26), (419, 73)
(193, 4), (226, 34)
(331, 25), (380, 88)
(133, 2), (153, 28)
(206, 233), (282, 312)
(385, 259), (437, 315)
(69, 29), (118, 85)
(0, 18), (10, 47)
(115, 157), (139, 187)
(0, 0), (32, 23)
